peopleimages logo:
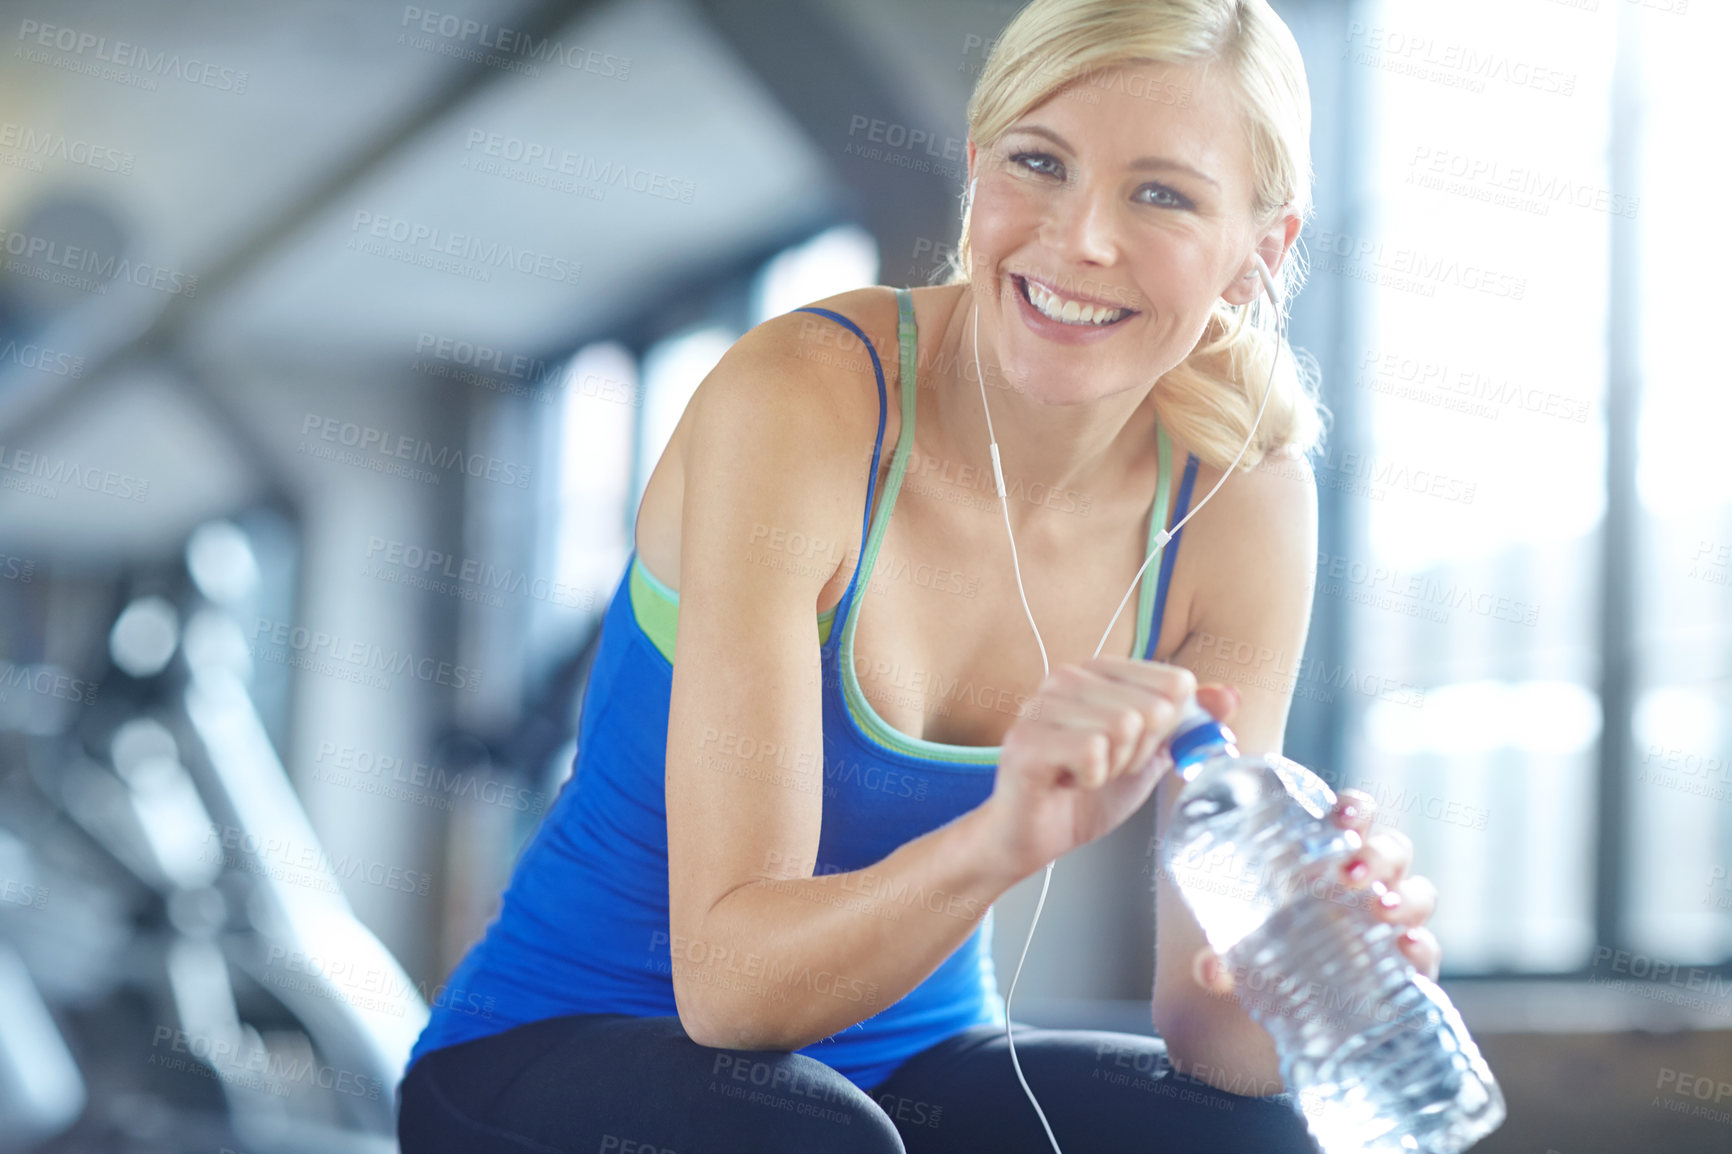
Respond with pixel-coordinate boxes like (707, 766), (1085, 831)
(0, 443), (148, 501)
(0, 661), (98, 706)
(1316, 550), (1539, 628)
(250, 615), (483, 693)
(0, 120), (135, 175)
(1589, 945), (1732, 1014)
(0, 878), (48, 909)
(1306, 227), (1526, 302)
(15, 19), (250, 93)
(298, 412), (532, 489)
(347, 211), (582, 285)
(0, 336), (84, 377)
(364, 536), (590, 611)
(1342, 22), (1577, 97)
(1358, 348), (1589, 426)
(0, 226), (197, 297)
(399, 7), (631, 79)
(461, 130), (696, 204)
(414, 331), (560, 386)
(313, 740), (546, 815)
(202, 822), (432, 897)
(149, 1026), (380, 1101)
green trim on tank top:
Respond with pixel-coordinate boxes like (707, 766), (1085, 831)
(629, 556), (839, 663)
(834, 287), (1175, 765)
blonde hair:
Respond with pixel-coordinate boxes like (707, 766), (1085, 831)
(944, 0), (1328, 470)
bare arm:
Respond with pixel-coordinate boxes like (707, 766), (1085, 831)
(665, 314), (1029, 1052)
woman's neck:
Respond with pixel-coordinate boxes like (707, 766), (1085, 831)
(923, 282), (1160, 527)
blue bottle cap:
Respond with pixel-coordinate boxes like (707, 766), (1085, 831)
(1168, 698), (1239, 776)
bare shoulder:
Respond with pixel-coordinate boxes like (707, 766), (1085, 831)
(1160, 445), (1318, 756)
(668, 285), (904, 597)
(1176, 446), (1318, 592)
(692, 285), (900, 448)
(1156, 443), (1318, 676)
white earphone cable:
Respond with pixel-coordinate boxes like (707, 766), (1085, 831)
(976, 257), (1287, 1154)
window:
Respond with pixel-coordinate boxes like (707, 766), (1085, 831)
(1628, 0), (1732, 964)
(751, 223), (880, 326)
(543, 341), (638, 650)
(1337, 0), (1618, 973)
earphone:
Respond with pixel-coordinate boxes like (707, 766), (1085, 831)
(971, 248), (1287, 1154)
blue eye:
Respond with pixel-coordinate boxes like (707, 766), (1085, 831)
(1009, 150), (1062, 178)
(1139, 184), (1192, 210)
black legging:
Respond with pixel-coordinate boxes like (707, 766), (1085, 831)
(397, 1013), (1321, 1153)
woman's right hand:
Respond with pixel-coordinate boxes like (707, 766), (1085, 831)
(979, 659), (1237, 881)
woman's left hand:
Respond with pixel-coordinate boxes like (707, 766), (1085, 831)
(1189, 787), (1442, 995)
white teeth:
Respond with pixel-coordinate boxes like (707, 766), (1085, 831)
(1022, 277), (1127, 326)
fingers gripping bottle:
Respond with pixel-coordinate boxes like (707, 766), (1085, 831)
(1158, 699), (1506, 1154)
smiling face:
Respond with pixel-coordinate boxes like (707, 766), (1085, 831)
(965, 57), (1278, 405)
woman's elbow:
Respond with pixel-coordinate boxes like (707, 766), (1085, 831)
(673, 983), (784, 1052)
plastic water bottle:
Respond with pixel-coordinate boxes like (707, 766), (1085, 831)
(1158, 700), (1506, 1154)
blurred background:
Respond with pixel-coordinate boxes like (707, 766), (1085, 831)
(0, 0), (1725, 1150)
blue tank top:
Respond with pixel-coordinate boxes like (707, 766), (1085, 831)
(406, 287), (1202, 1092)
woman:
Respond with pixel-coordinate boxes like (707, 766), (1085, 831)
(398, 1), (1442, 1151)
